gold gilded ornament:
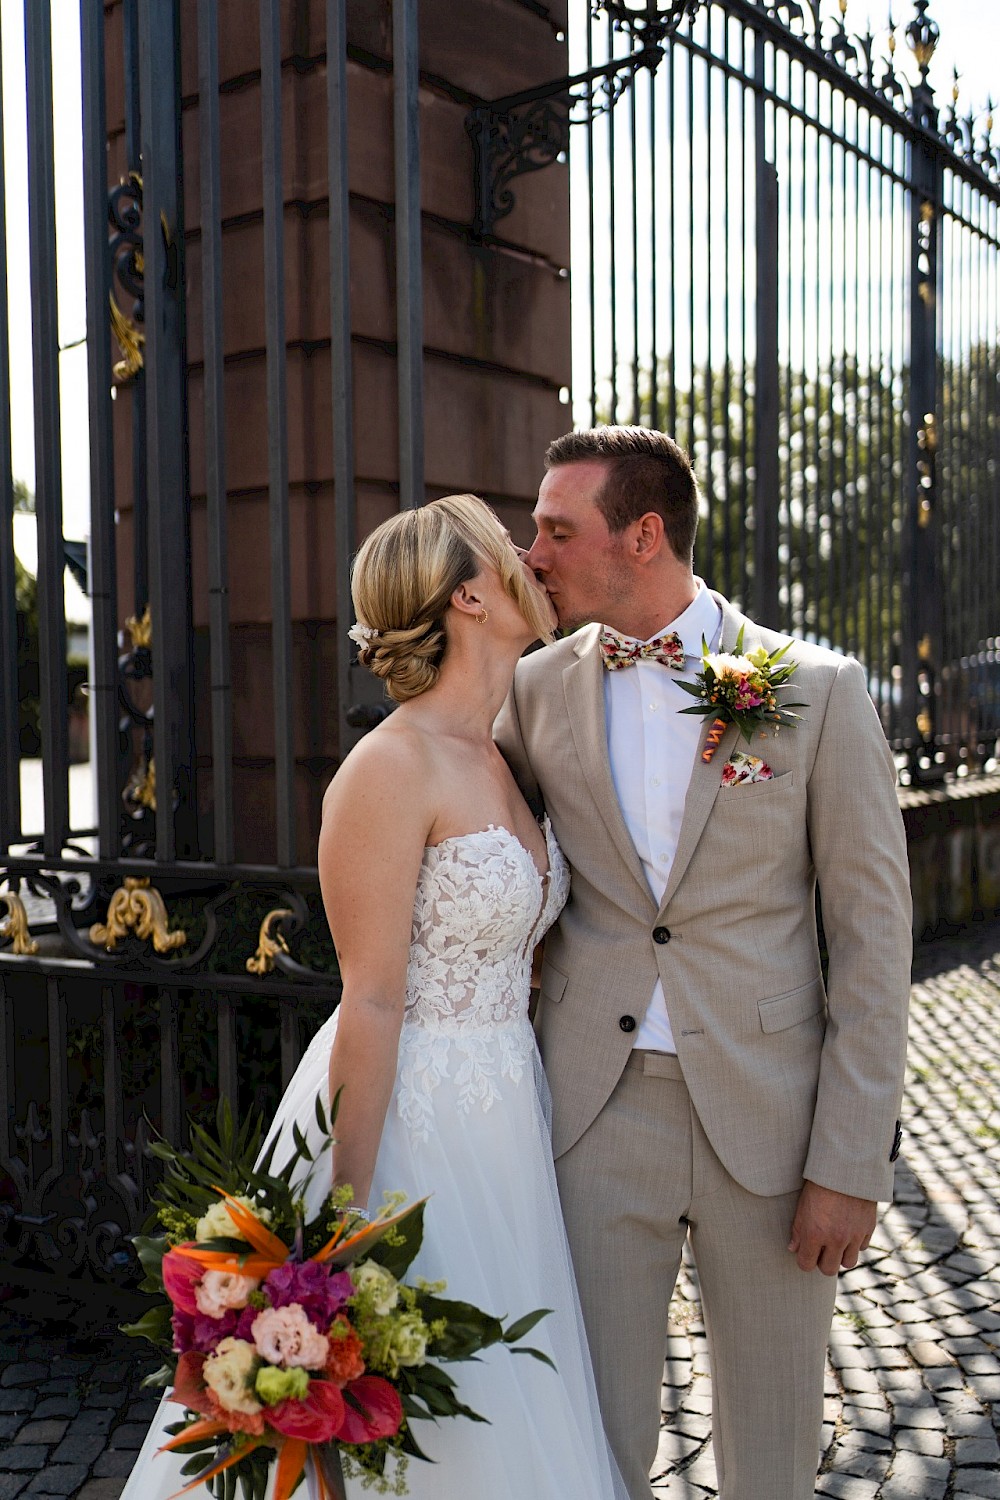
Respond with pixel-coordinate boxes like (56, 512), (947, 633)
(90, 877), (187, 954)
(246, 908), (293, 976)
(0, 893), (39, 956)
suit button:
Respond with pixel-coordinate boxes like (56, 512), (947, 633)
(619, 1015), (636, 1033)
(653, 926), (671, 945)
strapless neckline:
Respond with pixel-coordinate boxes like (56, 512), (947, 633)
(424, 818), (553, 886)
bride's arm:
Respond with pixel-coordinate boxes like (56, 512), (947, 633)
(317, 734), (432, 1209)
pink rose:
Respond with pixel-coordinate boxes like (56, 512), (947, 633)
(252, 1304), (330, 1369)
(194, 1269), (260, 1319)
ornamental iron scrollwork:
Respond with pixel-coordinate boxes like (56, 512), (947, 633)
(246, 907), (294, 975)
(107, 173), (178, 385)
(466, 1), (705, 239)
(0, 1101), (146, 1280)
(109, 171), (145, 385)
(0, 892), (39, 956)
(244, 894), (334, 985)
(89, 876), (187, 954)
(118, 606), (160, 853)
(468, 1), (997, 233)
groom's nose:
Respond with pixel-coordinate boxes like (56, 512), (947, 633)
(524, 536), (547, 575)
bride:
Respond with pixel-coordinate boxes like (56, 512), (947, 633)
(121, 494), (625, 1498)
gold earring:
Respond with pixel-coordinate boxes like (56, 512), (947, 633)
(476, 608), (488, 625)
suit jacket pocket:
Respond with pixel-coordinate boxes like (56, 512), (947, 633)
(714, 769), (795, 807)
(539, 960), (569, 1004)
(758, 975), (825, 1033)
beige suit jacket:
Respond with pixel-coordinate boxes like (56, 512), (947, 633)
(496, 596), (912, 1203)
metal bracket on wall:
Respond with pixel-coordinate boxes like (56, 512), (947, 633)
(465, 1), (704, 240)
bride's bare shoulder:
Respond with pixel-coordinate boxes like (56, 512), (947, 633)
(321, 718), (437, 828)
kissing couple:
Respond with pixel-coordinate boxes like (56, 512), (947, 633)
(122, 424), (911, 1500)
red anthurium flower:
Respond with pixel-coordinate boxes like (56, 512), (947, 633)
(267, 1379), (345, 1443)
(170, 1351), (214, 1415)
(336, 1376), (403, 1443)
(162, 1245), (205, 1316)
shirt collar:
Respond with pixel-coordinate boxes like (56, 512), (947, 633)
(611, 580), (722, 658)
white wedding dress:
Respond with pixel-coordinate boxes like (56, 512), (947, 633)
(121, 822), (626, 1499)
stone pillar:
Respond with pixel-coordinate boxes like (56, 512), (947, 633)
(104, 0), (571, 861)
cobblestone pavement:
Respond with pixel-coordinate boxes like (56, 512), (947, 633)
(654, 925), (1000, 1499)
(0, 1297), (158, 1499)
(2, 926), (999, 1498)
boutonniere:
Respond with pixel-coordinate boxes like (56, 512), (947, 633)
(676, 625), (807, 763)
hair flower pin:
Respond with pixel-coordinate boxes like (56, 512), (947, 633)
(348, 621), (378, 646)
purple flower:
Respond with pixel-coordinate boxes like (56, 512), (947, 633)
(171, 1307), (239, 1354)
(263, 1261), (353, 1329)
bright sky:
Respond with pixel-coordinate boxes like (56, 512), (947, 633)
(1, 0), (996, 548)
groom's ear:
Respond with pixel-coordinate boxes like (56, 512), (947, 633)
(631, 511), (666, 564)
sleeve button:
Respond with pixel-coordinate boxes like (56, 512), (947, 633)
(653, 926), (671, 944)
(619, 1015), (636, 1033)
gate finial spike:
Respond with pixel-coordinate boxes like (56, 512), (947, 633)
(906, 0), (940, 80)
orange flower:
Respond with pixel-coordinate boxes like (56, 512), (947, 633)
(324, 1315), (366, 1387)
(204, 1388), (267, 1436)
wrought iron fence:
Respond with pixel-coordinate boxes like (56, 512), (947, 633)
(0, 0), (372, 1288)
(551, 0), (999, 776)
(2, 0), (999, 1289)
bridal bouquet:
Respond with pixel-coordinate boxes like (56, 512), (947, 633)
(124, 1098), (551, 1500)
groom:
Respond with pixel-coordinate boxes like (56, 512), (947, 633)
(495, 425), (912, 1500)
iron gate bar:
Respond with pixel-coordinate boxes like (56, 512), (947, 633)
(197, 0), (234, 867)
(260, 0), (297, 868)
(393, 0), (425, 509)
(81, 0), (121, 861)
(0, 19), (21, 851)
(138, 0), (195, 861)
(122, 0), (148, 621)
(25, 0), (70, 859)
(326, 0), (362, 754)
(585, 12), (597, 428)
(753, 157), (780, 626)
(716, 0), (999, 201)
(101, 984), (121, 1188)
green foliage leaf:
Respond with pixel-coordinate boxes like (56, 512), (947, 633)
(364, 1200), (426, 1278)
(416, 1294), (504, 1360)
(510, 1345), (557, 1370)
(120, 1303), (172, 1347)
(501, 1308), (551, 1345)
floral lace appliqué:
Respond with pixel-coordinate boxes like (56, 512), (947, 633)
(395, 822), (568, 1142)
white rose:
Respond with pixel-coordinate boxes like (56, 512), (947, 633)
(203, 1337), (262, 1416)
(196, 1195), (271, 1243)
(705, 652), (756, 682)
(351, 1261), (399, 1315)
(194, 1269), (260, 1318)
(391, 1314), (428, 1368)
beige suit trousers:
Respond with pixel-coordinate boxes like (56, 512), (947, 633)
(556, 1052), (838, 1500)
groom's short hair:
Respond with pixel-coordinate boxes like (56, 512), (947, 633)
(544, 425), (698, 565)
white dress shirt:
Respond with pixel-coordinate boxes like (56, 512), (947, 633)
(604, 581), (723, 1053)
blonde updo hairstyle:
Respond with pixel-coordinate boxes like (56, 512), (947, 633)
(351, 494), (553, 703)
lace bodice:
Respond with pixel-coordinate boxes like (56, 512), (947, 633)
(397, 821), (569, 1139)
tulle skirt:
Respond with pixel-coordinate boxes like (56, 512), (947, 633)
(119, 1011), (625, 1500)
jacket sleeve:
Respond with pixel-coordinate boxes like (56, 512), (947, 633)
(803, 656), (912, 1202)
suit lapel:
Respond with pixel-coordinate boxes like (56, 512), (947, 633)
(657, 599), (761, 913)
(562, 628), (654, 907)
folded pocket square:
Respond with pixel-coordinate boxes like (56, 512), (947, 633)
(721, 751), (774, 787)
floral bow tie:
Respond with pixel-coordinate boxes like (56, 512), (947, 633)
(599, 627), (686, 671)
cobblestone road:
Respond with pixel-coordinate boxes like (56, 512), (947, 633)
(654, 925), (1000, 1499)
(2, 925), (999, 1498)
